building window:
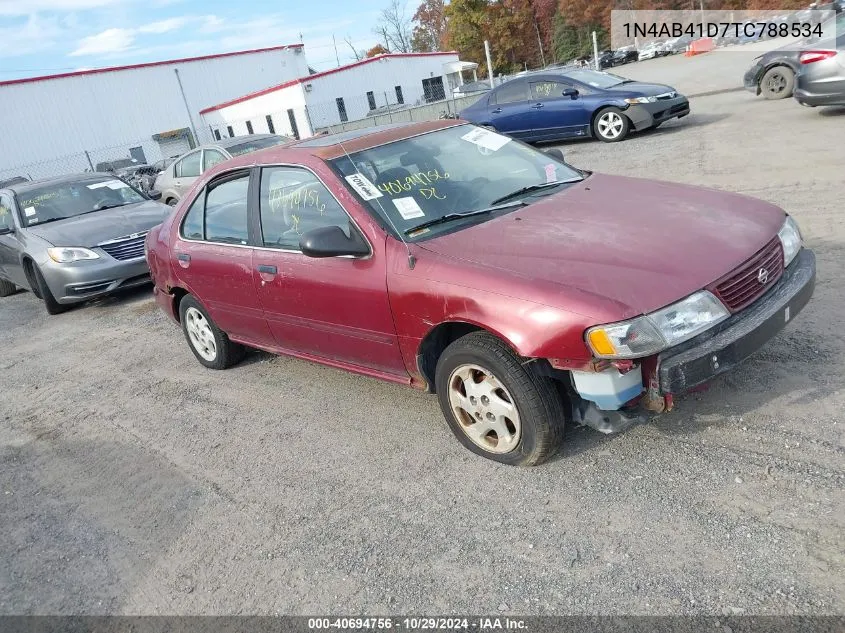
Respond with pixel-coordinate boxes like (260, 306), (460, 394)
(366, 91), (376, 111)
(287, 109), (300, 140)
(395, 86), (404, 105)
(227, 125), (234, 137)
(213, 129), (222, 141)
(266, 115), (275, 134)
(246, 120), (254, 134)
(336, 97), (348, 123)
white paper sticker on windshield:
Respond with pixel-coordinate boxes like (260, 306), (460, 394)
(24, 206), (36, 217)
(87, 179), (126, 190)
(461, 128), (511, 152)
(345, 173), (382, 200)
(393, 197), (425, 220)
(544, 163), (557, 183)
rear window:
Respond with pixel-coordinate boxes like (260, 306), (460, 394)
(226, 136), (287, 156)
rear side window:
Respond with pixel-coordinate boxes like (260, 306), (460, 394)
(180, 194), (204, 240)
(204, 176), (250, 245)
(493, 80), (528, 105)
(202, 149), (227, 172)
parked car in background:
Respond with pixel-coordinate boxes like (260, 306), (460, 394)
(794, 29), (845, 106)
(664, 35), (695, 54)
(460, 68), (689, 143)
(95, 157), (141, 173)
(0, 173), (171, 314)
(154, 134), (289, 205)
(0, 176), (29, 188)
(611, 46), (639, 65)
(745, 12), (845, 99)
(595, 50), (616, 69)
(638, 40), (668, 60)
(146, 120), (814, 466)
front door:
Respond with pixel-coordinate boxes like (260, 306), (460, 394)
(526, 79), (594, 139)
(171, 169), (271, 343)
(251, 165), (406, 376)
(172, 150), (202, 198)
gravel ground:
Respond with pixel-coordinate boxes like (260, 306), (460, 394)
(1, 91), (843, 616)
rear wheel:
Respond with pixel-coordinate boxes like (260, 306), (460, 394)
(593, 107), (630, 142)
(434, 331), (565, 466)
(0, 278), (16, 297)
(760, 66), (794, 99)
(179, 295), (245, 369)
(165, 197), (178, 207)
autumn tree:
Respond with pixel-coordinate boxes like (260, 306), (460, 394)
(411, 0), (448, 52)
(444, 0), (489, 73)
(366, 44), (391, 57)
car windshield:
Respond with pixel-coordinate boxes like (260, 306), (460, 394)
(226, 136), (287, 157)
(560, 69), (628, 88)
(330, 124), (583, 240)
(15, 176), (146, 227)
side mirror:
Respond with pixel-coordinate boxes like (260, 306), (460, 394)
(300, 225), (369, 258)
(562, 88), (579, 99)
(148, 190), (163, 201)
(544, 148), (566, 162)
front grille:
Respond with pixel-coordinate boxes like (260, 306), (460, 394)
(98, 232), (147, 261)
(712, 237), (784, 312)
(656, 91), (677, 100)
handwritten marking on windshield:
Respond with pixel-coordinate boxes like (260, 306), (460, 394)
(378, 168), (450, 195)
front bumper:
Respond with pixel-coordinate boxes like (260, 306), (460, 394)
(658, 248), (815, 394)
(743, 64), (763, 93)
(40, 255), (151, 304)
(626, 96), (690, 130)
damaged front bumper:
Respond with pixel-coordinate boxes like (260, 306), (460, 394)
(658, 248), (815, 394)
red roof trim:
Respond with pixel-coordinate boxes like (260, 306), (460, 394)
(199, 51), (459, 115)
(0, 44), (304, 88)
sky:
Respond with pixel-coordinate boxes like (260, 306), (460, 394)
(0, 0), (396, 81)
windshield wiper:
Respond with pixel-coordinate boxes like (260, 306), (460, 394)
(405, 200), (527, 235)
(91, 203), (128, 212)
(489, 180), (579, 206)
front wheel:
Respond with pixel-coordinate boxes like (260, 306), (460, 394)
(760, 66), (794, 99)
(435, 331), (565, 466)
(593, 107), (630, 142)
(31, 266), (69, 315)
(179, 295), (245, 369)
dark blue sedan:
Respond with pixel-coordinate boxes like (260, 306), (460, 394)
(459, 69), (690, 143)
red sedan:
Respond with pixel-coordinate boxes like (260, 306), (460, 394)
(145, 121), (815, 466)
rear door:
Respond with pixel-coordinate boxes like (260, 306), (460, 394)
(526, 79), (596, 139)
(488, 79), (532, 138)
(171, 169), (271, 343)
(251, 165), (406, 375)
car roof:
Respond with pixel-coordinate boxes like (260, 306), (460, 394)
(211, 134), (281, 150)
(6, 172), (113, 195)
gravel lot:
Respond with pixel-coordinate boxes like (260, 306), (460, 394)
(1, 91), (843, 616)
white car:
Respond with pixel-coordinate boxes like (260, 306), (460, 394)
(638, 42), (664, 60)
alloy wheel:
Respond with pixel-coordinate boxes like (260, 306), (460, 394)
(185, 307), (217, 362)
(598, 111), (624, 139)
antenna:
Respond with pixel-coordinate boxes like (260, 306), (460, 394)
(335, 138), (417, 269)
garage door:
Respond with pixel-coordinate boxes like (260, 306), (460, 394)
(157, 136), (192, 160)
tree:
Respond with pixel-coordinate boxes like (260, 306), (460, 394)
(375, 0), (413, 53)
(344, 36), (365, 61)
(366, 44), (390, 57)
(411, 0), (448, 52)
(444, 0), (489, 73)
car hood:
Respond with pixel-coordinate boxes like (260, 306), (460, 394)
(26, 200), (172, 248)
(417, 174), (785, 316)
(606, 81), (678, 97)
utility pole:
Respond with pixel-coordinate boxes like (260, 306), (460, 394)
(533, 18), (546, 68)
(592, 31), (600, 70)
(484, 40), (494, 89)
(173, 68), (199, 146)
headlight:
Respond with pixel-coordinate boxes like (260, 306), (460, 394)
(778, 215), (802, 267)
(625, 96), (657, 104)
(47, 247), (100, 263)
(586, 291), (729, 359)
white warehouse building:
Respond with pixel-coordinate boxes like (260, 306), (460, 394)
(0, 45), (309, 179)
(199, 52), (478, 140)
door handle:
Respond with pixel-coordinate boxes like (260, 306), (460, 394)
(257, 265), (277, 274)
(531, 103), (544, 109)
(176, 253), (190, 268)
(256, 264), (277, 286)
(491, 107), (502, 114)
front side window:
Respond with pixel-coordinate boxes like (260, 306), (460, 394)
(259, 167), (352, 251)
(331, 124), (583, 241)
(176, 151), (201, 178)
(493, 80), (528, 105)
(15, 177), (146, 228)
(203, 149), (227, 172)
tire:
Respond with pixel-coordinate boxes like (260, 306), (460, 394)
(760, 66), (794, 100)
(31, 265), (70, 315)
(0, 278), (16, 297)
(593, 107), (630, 142)
(434, 331), (565, 466)
(166, 198), (178, 207)
(179, 294), (245, 369)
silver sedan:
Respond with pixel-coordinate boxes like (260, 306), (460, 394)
(0, 173), (172, 314)
(794, 17), (845, 107)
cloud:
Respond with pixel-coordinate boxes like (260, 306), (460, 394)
(70, 27), (134, 56)
(0, 0), (118, 16)
(138, 17), (190, 34)
(0, 14), (66, 57)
